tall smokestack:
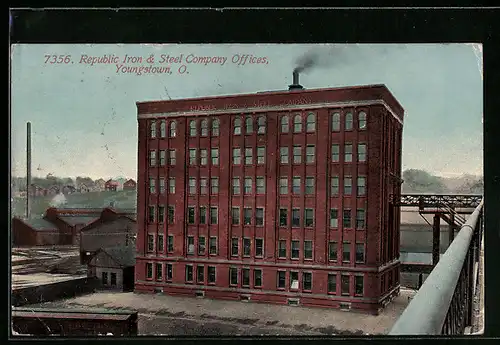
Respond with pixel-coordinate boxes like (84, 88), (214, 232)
(26, 122), (31, 220)
(289, 70), (304, 90)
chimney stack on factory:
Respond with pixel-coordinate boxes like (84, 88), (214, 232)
(289, 70), (304, 91)
(26, 122), (32, 220)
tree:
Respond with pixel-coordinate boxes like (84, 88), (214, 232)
(402, 169), (448, 194)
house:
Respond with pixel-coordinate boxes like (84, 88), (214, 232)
(104, 179), (119, 192)
(123, 179), (137, 191)
(29, 184), (47, 197)
(93, 179), (106, 192)
(61, 185), (76, 195)
(79, 184), (91, 193)
(88, 245), (136, 292)
(47, 185), (61, 195)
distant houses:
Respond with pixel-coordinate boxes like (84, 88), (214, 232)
(105, 179), (120, 192)
(93, 179), (106, 192)
(123, 179), (137, 191)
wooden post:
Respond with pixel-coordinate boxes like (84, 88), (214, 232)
(433, 214), (441, 266)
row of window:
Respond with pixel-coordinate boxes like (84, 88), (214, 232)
(278, 112), (367, 133)
(150, 119), (221, 139)
(145, 263), (365, 296)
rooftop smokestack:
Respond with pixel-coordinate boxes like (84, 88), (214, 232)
(289, 70), (304, 91)
(26, 122), (31, 220)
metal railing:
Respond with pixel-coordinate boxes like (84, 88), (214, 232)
(389, 199), (484, 335)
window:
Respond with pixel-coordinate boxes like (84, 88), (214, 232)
(149, 177), (156, 194)
(210, 207), (218, 224)
(242, 268), (250, 287)
(357, 177), (366, 196)
(159, 150), (166, 166)
(281, 115), (289, 133)
(341, 275), (350, 295)
(344, 176), (352, 195)
(279, 177), (288, 195)
(293, 114), (302, 132)
(328, 241), (337, 261)
(211, 177), (219, 194)
(148, 206), (155, 223)
(343, 242), (351, 262)
(292, 177), (301, 194)
(303, 272), (312, 291)
(304, 240), (313, 259)
(189, 177), (196, 194)
(166, 264), (173, 280)
(199, 236), (206, 255)
(343, 209), (352, 228)
(331, 112), (340, 132)
(158, 206), (165, 223)
(278, 240), (287, 258)
(305, 177), (315, 195)
(102, 272), (108, 285)
(356, 243), (365, 263)
(358, 111), (367, 130)
(255, 239), (263, 257)
(212, 119), (220, 136)
(328, 273), (337, 293)
(189, 149), (197, 165)
(233, 148), (241, 165)
(208, 266), (216, 283)
(277, 271), (286, 288)
(186, 265), (194, 282)
(304, 208), (314, 227)
(245, 148), (253, 165)
(160, 120), (166, 138)
(149, 150), (156, 166)
(306, 113), (316, 132)
(331, 176), (339, 196)
(331, 144), (340, 162)
(355, 275), (364, 295)
(291, 240), (300, 259)
(234, 117), (242, 135)
(358, 144), (366, 162)
(169, 121), (177, 137)
(158, 234), (164, 252)
(345, 112), (353, 130)
(293, 145), (302, 164)
(257, 116), (266, 134)
(255, 208), (264, 226)
(201, 119), (208, 136)
(200, 149), (208, 166)
(159, 178), (165, 194)
(243, 238), (251, 257)
(200, 178), (208, 195)
(290, 271), (299, 289)
(330, 208), (338, 228)
(231, 207), (240, 225)
(189, 120), (197, 137)
(211, 148), (219, 165)
(167, 235), (174, 252)
(146, 263), (153, 279)
(254, 269), (262, 287)
(257, 147), (265, 164)
(187, 236), (195, 254)
(306, 145), (315, 163)
(150, 121), (157, 138)
(209, 237), (217, 255)
(280, 147), (289, 164)
(244, 177), (252, 194)
(156, 263), (163, 281)
(198, 206), (207, 224)
(169, 177), (175, 194)
(168, 149), (176, 165)
(344, 144), (353, 162)
(231, 238), (239, 256)
(256, 177), (265, 194)
(168, 206), (175, 224)
(356, 209), (366, 229)
(230, 267), (238, 285)
(232, 177), (241, 195)
(197, 265), (205, 283)
(245, 116), (253, 133)
(187, 207), (195, 224)
(279, 208), (288, 227)
(292, 208), (300, 227)
(243, 208), (252, 225)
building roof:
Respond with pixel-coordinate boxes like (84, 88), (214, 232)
(101, 245), (136, 267)
(20, 217), (58, 231)
(105, 180), (120, 185)
(58, 216), (100, 226)
(124, 179), (136, 184)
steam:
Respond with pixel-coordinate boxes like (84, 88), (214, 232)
(293, 47), (342, 74)
(49, 192), (67, 207)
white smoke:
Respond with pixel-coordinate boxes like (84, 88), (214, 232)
(49, 192), (67, 207)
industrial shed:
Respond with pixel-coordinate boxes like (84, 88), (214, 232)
(11, 217), (61, 246)
(88, 245), (136, 292)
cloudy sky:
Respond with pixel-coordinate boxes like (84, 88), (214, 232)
(10, 44), (483, 180)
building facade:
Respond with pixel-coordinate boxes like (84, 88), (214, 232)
(134, 83), (404, 313)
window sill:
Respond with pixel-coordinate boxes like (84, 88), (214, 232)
(209, 253), (218, 256)
(156, 279), (163, 282)
(354, 294), (363, 297)
(243, 255), (251, 258)
(342, 261), (351, 264)
(303, 290), (312, 293)
(341, 293), (350, 296)
(208, 282), (216, 285)
(185, 281), (194, 284)
(229, 284), (238, 287)
(291, 258), (299, 261)
(146, 277), (153, 281)
(242, 285), (250, 289)
(327, 292), (337, 295)
(304, 258), (313, 261)
(255, 256), (263, 259)
(328, 260), (338, 263)
(355, 261), (365, 264)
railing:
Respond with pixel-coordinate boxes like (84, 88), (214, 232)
(396, 194), (482, 208)
(389, 199), (484, 335)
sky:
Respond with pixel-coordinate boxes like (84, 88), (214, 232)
(10, 44), (483, 180)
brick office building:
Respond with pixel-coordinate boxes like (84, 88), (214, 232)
(134, 76), (404, 313)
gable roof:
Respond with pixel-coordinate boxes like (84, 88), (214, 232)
(80, 214), (136, 232)
(100, 245), (136, 267)
(17, 217), (58, 231)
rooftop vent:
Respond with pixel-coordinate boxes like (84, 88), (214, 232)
(288, 70), (304, 91)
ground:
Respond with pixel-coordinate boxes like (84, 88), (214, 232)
(26, 288), (416, 336)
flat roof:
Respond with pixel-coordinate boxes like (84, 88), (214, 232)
(11, 273), (86, 290)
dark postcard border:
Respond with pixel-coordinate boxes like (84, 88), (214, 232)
(8, 7), (500, 343)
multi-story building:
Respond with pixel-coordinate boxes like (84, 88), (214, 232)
(134, 77), (404, 314)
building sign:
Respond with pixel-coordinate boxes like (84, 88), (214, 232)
(188, 97), (314, 112)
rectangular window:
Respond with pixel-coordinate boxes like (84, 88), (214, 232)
(149, 150), (156, 166)
(231, 238), (239, 256)
(343, 209), (352, 228)
(231, 207), (240, 225)
(148, 206), (155, 223)
(343, 242), (351, 262)
(147, 234), (154, 252)
(257, 147), (265, 164)
(357, 177), (366, 196)
(232, 177), (240, 195)
(242, 268), (250, 287)
(304, 208), (314, 227)
(344, 144), (353, 163)
(279, 208), (288, 227)
(291, 240), (300, 259)
(159, 150), (166, 166)
(292, 177), (301, 195)
(167, 206), (175, 224)
(189, 148), (197, 165)
(200, 149), (208, 166)
(305, 177), (315, 195)
(157, 234), (164, 252)
(209, 237), (217, 255)
(210, 207), (218, 224)
(245, 148), (253, 165)
(167, 235), (174, 253)
(233, 148), (241, 165)
(330, 208), (338, 228)
(159, 177), (165, 194)
(356, 209), (366, 229)
(303, 272), (312, 291)
(255, 207), (264, 226)
(199, 206), (207, 224)
(277, 271), (286, 288)
(331, 144), (340, 162)
(208, 266), (216, 283)
(211, 148), (219, 165)
(243, 208), (252, 225)
(188, 177), (196, 195)
(156, 263), (163, 281)
(187, 207), (195, 224)
(212, 120), (219, 136)
(341, 275), (350, 295)
(211, 177), (219, 194)
(328, 273), (337, 294)
(355, 275), (364, 296)
(186, 265), (194, 282)
(168, 149), (176, 165)
(293, 145), (302, 164)
(358, 144), (367, 162)
(256, 177), (265, 194)
(344, 176), (352, 195)
(200, 178), (208, 195)
(306, 145), (315, 163)
(290, 271), (299, 289)
(304, 240), (313, 259)
(166, 264), (173, 280)
(254, 269), (262, 287)
(169, 177), (175, 194)
(279, 177), (288, 195)
(146, 264), (153, 279)
(292, 208), (300, 227)
(158, 205), (165, 223)
(356, 243), (365, 263)
(187, 236), (195, 255)
(278, 240), (287, 258)
(244, 177), (253, 194)
(243, 238), (251, 257)
(189, 121), (197, 136)
(331, 176), (339, 196)
(197, 265), (204, 283)
(329, 241), (337, 261)
(280, 147), (289, 164)
(255, 238), (264, 257)
(149, 177), (156, 194)
(230, 267), (238, 285)
(198, 236), (206, 255)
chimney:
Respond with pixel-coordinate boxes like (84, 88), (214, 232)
(26, 122), (31, 220)
(289, 70), (304, 91)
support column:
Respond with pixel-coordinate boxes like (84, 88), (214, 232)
(449, 210), (455, 245)
(433, 214), (441, 266)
